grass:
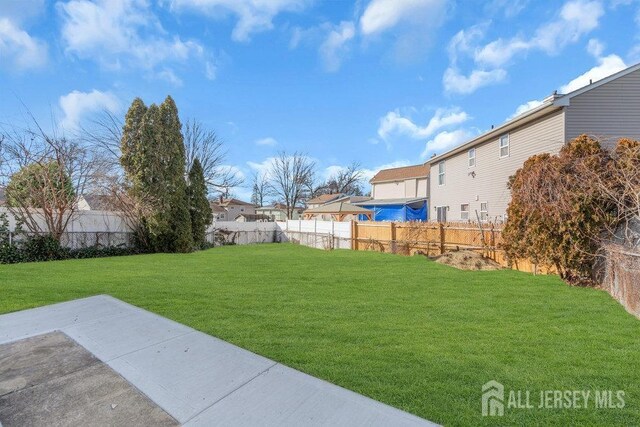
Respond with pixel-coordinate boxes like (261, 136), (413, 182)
(1, 244), (639, 426)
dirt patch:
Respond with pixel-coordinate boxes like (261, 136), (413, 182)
(430, 250), (502, 271)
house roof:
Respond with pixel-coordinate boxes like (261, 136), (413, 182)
(234, 213), (271, 220)
(427, 61), (640, 164)
(209, 203), (227, 213)
(304, 201), (372, 214)
(340, 196), (372, 204)
(83, 194), (117, 211)
(354, 197), (427, 206)
(306, 193), (346, 205)
(369, 164), (430, 183)
(256, 203), (304, 212)
(217, 198), (255, 207)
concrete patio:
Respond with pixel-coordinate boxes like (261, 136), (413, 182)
(0, 295), (435, 426)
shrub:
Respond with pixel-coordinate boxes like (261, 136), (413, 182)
(503, 135), (616, 285)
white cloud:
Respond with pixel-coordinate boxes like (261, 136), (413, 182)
(157, 68), (183, 86)
(0, 17), (47, 70)
(361, 160), (411, 182)
(443, 67), (507, 95)
(59, 89), (120, 130)
(507, 100), (544, 120)
(378, 107), (470, 141)
(168, 0), (309, 42)
(205, 61), (217, 80)
(421, 129), (473, 159)
(586, 38), (604, 57)
(255, 137), (278, 146)
(530, 0), (603, 54)
(319, 21), (355, 72)
(559, 54), (627, 93)
(59, 0), (205, 76)
(474, 0), (604, 67)
(445, 0), (605, 94)
(0, 0), (45, 23)
(359, 0), (446, 35)
(486, 0), (530, 17)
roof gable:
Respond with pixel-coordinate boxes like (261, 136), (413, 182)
(370, 164), (430, 183)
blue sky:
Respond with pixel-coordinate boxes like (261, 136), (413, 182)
(0, 0), (638, 199)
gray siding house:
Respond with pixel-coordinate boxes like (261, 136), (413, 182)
(427, 63), (640, 223)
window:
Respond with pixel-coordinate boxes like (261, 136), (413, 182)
(480, 202), (488, 221)
(460, 204), (469, 221)
(468, 148), (476, 167)
(438, 161), (445, 185)
(436, 206), (447, 222)
(499, 134), (510, 158)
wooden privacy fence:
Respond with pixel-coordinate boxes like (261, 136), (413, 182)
(350, 221), (553, 274)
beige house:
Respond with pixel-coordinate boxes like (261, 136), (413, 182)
(427, 63), (640, 223)
(352, 164), (429, 221)
(235, 213), (271, 222)
(255, 204), (304, 221)
(305, 193), (346, 209)
(210, 198), (256, 221)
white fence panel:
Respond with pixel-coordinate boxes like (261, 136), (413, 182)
(1, 207), (129, 233)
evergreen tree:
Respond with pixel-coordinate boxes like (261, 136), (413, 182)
(120, 98), (148, 187)
(119, 96), (193, 253)
(187, 158), (213, 248)
(156, 96), (193, 253)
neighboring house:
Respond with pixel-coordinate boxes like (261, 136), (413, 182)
(235, 213), (271, 222)
(209, 203), (228, 221)
(77, 195), (117, 211)
(255, 203), (304, 221)
(305, 193), (346, 209)
(303, 202), (373, 222)
(211, 197), (256, 221)
(355, 164), (429, 221)
(427, 62), (640, 223)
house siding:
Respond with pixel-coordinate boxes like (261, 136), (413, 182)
(372, 177), (429, 200)
(372, 181), (404, 199)
(429, 109), (565, 221)
(565, 68), (640, 146)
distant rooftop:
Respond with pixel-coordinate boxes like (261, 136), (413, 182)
(370, 164), (430, 183)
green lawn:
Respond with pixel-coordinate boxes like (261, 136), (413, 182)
(1, 244), (639, 426)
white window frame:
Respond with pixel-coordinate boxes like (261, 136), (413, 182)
(499, 134), (510, 158)
(436, 206), (447, 222)
(480, 202), (488, 221)
(438, 161), (445, 186)
(460, 204), (469, 221)
(468, 148), (476, 167)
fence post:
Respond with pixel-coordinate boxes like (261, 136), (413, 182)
(351, 220), (358, 250)
(390, 222), (396, 254)
(439, 222), (445, 254)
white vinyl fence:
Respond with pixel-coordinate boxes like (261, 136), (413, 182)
(208, 220), (352, 250)
(1, 207), (133, 249)
(1, 205), (355, 250)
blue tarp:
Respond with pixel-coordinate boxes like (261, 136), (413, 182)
(358, 201), (428, 222)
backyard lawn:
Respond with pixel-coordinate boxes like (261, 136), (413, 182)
(1, 244), (639, 426)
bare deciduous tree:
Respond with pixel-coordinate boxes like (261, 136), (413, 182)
(0, 116), (109, 240)
(183, 119), (243, 195)
(268, 151), (315, 219)
(325, 162), (364, 195)
(250, 171), (271, 207)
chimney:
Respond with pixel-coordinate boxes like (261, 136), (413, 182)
(219, 195), (223, 204)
